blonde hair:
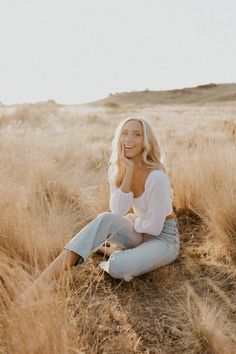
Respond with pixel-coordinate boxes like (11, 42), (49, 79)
(108, 117), (166, 188)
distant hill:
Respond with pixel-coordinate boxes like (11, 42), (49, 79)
(1, 83), (236, 108)
(88, 83), (236, 107)
(0, 99), (62, 108)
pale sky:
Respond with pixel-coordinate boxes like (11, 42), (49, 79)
(0, 0), (236, 105)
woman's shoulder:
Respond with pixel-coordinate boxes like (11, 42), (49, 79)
(146, 169), (170, 188)
(147, 168), (168, 178)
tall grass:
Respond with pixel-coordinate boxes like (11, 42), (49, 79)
(0, 103), (235, 353)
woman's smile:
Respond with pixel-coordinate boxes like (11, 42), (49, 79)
(124, 145), (135, 150)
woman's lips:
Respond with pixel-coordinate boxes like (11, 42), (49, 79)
(124, 145), (135, 150)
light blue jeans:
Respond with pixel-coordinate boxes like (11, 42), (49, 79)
(64, 212), (180, 282)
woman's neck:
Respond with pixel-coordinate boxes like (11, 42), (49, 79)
(132, 160), (148, 175)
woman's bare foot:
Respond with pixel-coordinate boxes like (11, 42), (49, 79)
(16, 279), (56, 305)
(125, 213), (136, 222)
(96, 244), (123, 257)
(16, 250), (79, 306)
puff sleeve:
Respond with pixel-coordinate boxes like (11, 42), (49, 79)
(133, 171), (172, 235)
(108, 167), (134, 216)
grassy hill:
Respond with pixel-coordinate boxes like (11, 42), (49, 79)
(88, 83), (236, 107)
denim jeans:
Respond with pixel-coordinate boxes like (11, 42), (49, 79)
(64, 212), (180, 282)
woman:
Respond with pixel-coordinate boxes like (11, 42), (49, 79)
(18, 117), (180, 300)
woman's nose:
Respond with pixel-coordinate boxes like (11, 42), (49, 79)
(124, 137), (134, 144)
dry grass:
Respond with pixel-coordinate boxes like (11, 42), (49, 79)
(0, 93), (236, 353)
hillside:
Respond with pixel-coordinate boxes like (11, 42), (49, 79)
(88, 83), (236, 107)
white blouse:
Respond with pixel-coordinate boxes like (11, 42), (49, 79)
(108, 168), (173, 236)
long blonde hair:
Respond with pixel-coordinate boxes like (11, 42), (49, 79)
(108, 117), (166, 188)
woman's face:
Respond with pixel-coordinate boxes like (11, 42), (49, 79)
(119, 120), (144, 159)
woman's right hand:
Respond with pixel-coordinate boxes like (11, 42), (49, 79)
(119, 145), (134, 170)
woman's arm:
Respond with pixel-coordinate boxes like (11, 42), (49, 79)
(109, 165), (134, 216)
(119, 165), (134, 193)
(133, 171), (171, 236)
(108, 146), (135, 216)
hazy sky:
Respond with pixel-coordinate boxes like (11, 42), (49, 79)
(0, 0), (236, 105)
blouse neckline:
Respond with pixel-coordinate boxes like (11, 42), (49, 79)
(133, 169), (161, 200)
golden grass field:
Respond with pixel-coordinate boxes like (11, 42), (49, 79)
(0, 83), (236, 353)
